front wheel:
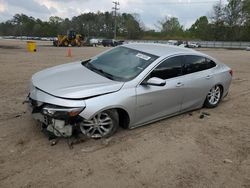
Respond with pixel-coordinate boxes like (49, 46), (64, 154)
(204, 85), (222, 108)
(79, 109), (119, 138)
(63, 40), (69, 47)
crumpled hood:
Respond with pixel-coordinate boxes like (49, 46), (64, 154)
(32, 61), (124, 99)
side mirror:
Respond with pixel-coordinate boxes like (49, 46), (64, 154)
(144, 77), (166, 86)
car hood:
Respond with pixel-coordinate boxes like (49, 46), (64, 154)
(32, 61), (124, 99)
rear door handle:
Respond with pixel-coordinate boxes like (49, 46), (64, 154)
(205, 75), (212, 79)
(176, 82), (184, 87)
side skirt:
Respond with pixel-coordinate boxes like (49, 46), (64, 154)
(128, 106), (202, 129)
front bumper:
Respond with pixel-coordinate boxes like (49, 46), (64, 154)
(25, 84), (86, 137)
(25, 95), (81, 137)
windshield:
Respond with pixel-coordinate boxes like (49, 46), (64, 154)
(84, 46), (158, 81)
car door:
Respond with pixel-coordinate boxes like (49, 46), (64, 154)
(180, 55), (217, 111)
(134, 56), (185, 126)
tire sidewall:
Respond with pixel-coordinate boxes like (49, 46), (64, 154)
(80, 109), (119, 139)
(103, 109), (119, 138)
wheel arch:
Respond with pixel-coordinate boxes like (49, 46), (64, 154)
(203, 83), (224, 107)
(81, 105), (131, 129)
(214, 83), (224, 96)
(218, 84), (224, 95)
(116, 108), (130, 129)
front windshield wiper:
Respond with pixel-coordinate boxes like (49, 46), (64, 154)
(85, 63), (115, 80)
(81, 59), (91, 65)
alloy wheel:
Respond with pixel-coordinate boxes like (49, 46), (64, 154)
(207, 85), (221, 105)
(80, 112), (114, 138)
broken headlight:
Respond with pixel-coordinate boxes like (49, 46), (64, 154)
(42, 105), (84, 119)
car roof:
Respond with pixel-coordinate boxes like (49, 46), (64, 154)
(123, 43), (202, 57)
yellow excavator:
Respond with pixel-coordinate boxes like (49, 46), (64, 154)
(53, 30), (83, 47)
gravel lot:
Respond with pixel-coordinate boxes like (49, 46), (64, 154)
(0, 39), (249, 188)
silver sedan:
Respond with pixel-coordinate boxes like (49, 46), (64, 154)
(26, 43), (232, 139)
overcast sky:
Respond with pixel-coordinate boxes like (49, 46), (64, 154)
(0, 0), (228, 29)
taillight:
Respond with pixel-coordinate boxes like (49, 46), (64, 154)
(229, 69), (233, 77)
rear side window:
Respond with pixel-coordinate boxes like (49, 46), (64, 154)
(206, 58), (217, 69)
(183, 55), (216, 74)
(151, 56), (183, 80)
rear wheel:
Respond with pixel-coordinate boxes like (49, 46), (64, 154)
(204, 85), (222, 108)
(77, 41), (81, 47)
(53, 40), (58, 46)
(79, 109), (119, 138)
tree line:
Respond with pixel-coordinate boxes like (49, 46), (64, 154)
(0, 0), (249, 41)
(188, 0), (250, 41)
(0, 12), (142, 39)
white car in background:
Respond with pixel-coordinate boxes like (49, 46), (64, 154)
(188, 42), (201, 48)
(178, 44), (187, 48)
(167, 40), (178, 46)
(41, 37), (52, 41)
(90, 38), (99, 46)
(246, 46), (250, 51)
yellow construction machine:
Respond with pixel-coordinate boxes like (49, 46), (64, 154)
(53, 30), (83, 47)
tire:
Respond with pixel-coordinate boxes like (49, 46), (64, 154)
(64, 41), (69, 47)
(204, 85), (222, 108)
(53, 41), (58, 46)
(79, 109), (119, 139)
(71, 41), (76, 47)
(77, 41), (81, 47)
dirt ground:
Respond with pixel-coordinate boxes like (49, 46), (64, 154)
(0, 39), (249, 188)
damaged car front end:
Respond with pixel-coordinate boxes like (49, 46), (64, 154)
(25, 84), (86, 137)
(25, 57), (127, 139)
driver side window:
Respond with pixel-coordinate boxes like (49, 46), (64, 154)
(151, 56), (183, 80)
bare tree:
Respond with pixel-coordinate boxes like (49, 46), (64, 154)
(224, 0), (245, 26)
(210, 1), (225, 24)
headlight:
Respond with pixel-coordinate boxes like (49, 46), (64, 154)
(42, 105), (84, 119)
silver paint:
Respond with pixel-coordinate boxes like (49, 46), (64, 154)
(28, 43), (232, 129)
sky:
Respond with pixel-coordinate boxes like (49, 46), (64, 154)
(0, 0), (228, 29)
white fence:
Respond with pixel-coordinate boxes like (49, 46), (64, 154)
(128, 40), (250, 49)
(196, 41), (250, 49)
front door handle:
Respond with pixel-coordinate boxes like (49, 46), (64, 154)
(176, 82), (184, 87)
